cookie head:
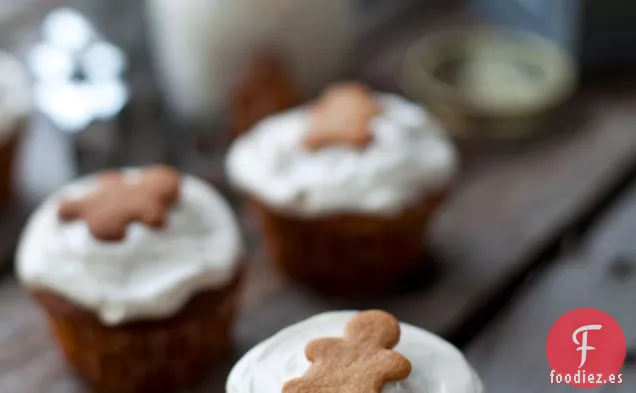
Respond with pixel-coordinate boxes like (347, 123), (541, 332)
(345, 309), (401, 348)
(303, 82), (382, 151)
(58, 165), (182, 242)
(283, 310), (411, 393)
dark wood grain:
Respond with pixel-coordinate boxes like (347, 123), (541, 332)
(0, 281), (84, 393)
(465, 180), (636, 393)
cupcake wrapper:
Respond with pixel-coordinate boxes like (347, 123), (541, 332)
(252, 193), (445, 297)
(30, 273), (242, 393)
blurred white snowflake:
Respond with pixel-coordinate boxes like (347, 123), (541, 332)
(27, 8), (129, 133)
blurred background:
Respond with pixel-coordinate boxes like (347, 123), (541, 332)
(0, 0), (587, 264)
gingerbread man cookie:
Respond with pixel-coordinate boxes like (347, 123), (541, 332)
(228, 52), (301, 139)
(58, 165), (181, 242)
(283, 310), (412, 393)
(303, 82), (382, 151)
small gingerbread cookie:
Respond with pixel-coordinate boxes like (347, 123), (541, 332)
(303, 82), (382, 151)
(58, 165), (181, 242)
(283, 310), (411, 393)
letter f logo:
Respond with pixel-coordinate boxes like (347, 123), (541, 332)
(573, 325), (603, 369)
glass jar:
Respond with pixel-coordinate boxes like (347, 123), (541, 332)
(146, 0), (357, 127)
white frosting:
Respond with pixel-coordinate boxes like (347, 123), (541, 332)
(0, 51), (31, 136)
(226, 94), (458, 217)
(16, 171), (244, 326)
(227, 311), (484, 393)
(146, 0), (356, 120)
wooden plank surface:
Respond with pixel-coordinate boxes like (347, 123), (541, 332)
(465, 180), (636, 393)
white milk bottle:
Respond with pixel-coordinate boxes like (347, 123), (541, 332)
(146, 0), (357, 133)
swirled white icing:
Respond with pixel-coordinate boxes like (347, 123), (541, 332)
(16, 171), (243, 326)
(226, 311), (484, 393)
(0, 50), (31, 136)
(226, 94), (458, 217)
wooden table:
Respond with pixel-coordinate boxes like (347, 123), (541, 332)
(1, 2), (635, 392)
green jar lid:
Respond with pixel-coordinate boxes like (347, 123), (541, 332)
(401, 27), (578, 139)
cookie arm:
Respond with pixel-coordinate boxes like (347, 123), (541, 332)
(378, 350), (412, 380)
(58, 199), (82, 220)
(305, 337), (342, 362)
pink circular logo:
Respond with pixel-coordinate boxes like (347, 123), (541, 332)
(546, 308), (626, 388)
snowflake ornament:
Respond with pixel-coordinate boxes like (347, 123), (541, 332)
(27, 8), (129, 133)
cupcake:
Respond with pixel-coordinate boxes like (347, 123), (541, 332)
(16, 165), (244, 393)
(0, 51), (31, 208)
(227, 82), (458, 296)
(227, 310), (484, 392)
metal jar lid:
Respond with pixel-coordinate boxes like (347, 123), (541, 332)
(401, 27), (578, 139)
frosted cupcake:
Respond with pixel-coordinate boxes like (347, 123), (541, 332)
(16, 165), (244, 393)
(0, 51), (31, 207)
(227, 310), (484, 393)
(227, 82), (458, 296)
